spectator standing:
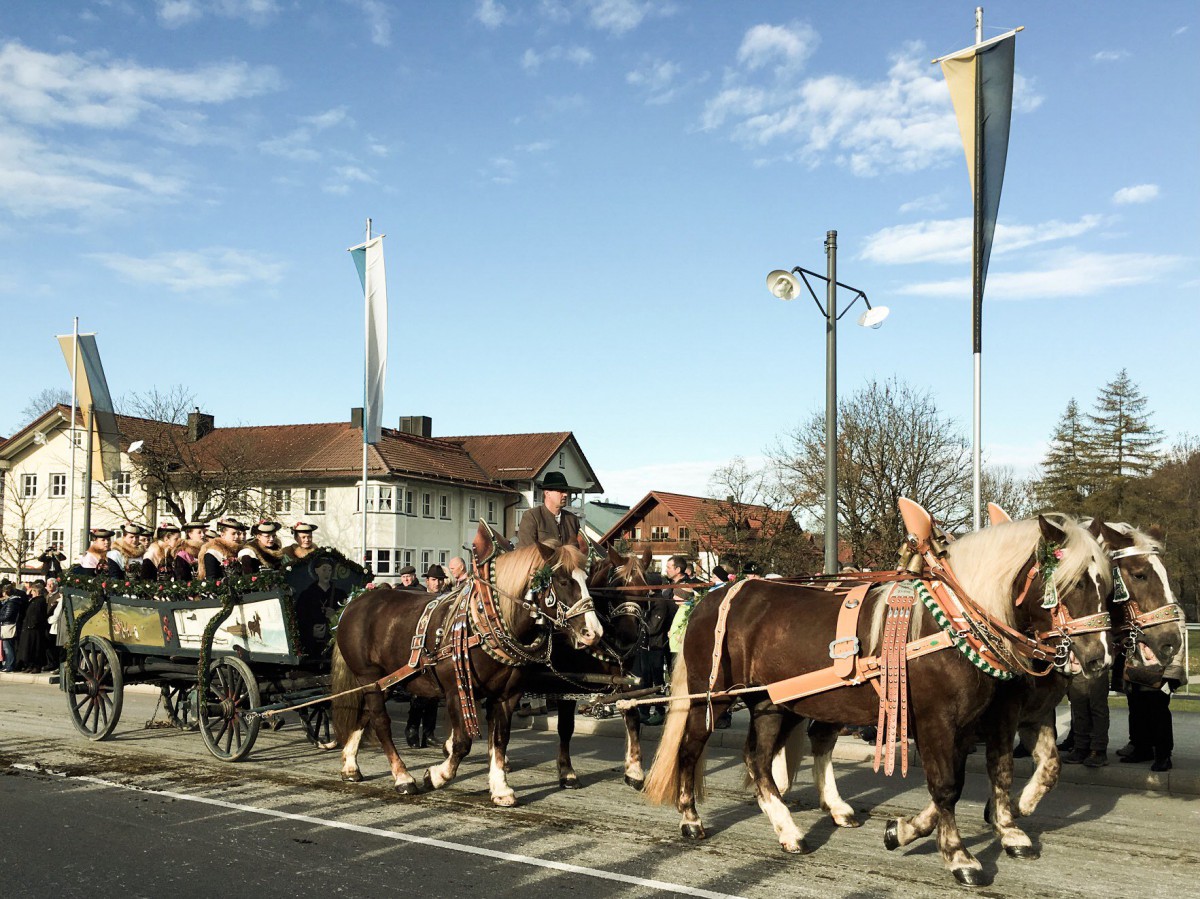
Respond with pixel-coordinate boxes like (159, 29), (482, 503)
(406, 566), (446, 747)
(15, 581), (51, 672)
(1, 583), (29, 672)
(1119, 654), (1187, 772)
(1062, 672), (1111, 767)
(636, 572), (671, 725)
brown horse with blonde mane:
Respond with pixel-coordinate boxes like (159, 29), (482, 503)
(643, 511), (1112, 886)
(331, 521), (603, 805)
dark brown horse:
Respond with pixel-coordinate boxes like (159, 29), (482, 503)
(521, 545), (653, 789)
(330, 522), (602, 805)
(975, 518), (1185, 855)
(643, 512), (1112, 886)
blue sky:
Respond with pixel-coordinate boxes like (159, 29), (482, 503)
(1, 1), (1196, 506)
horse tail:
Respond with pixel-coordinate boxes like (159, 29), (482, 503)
(643, 651), (693, 806)
(330, 644), (363, 744)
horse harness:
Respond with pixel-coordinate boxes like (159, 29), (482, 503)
(1108, 545), (1187, 652)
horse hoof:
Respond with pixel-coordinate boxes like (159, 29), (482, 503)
(492, 793), (517, 807)
(952, 867), (987, 886)
(1005, 845), (1040, 860)
(780, 840), (810, 854)
(883, 819), (900, 851)
(394, 781), (420, 796)
(681, 823), (706, 841)
(834, 815), (861, 829)
(340, 771), (362, 783)
(318, 740), (339, 752)
(983, 799), (994, 825)
(422, 770), (436, 791)
(624, 775), (645, 791)
(559, 777), (580, 790)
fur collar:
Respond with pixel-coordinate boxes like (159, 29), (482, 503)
(284, 543), (318, 561)
(240, 541), (284, 568)
(198, 537), (241, 561)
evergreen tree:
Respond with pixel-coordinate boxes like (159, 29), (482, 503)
(1036, 399), (1092, 514)
(1087, 369), (1162, 516)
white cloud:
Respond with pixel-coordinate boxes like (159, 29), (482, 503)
(737, 22), (818, 74)
(156, 0), (280, 27)
(323, 165), (374, 195)
(898, 192), (949, 215)
(1092, 49), (1130, 62)
(259, 107), (352, 161)
(0, 40), (279, 129)
(860, 215), (1106, 265)
(346, 0), (391, 46)
(484, 156), (517, 185)
(1113, 183), (1159, 205)
(702, 38), (1042, 177)
(474, 0), (509, 29)
(626, 58), (682, 105)
(90, 247), (285, 292)
(521, 44), (594, 73)
(586, 0), (673, 35)
(896, 248), (1182, 300)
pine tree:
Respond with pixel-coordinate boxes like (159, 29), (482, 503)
(1087, 369), (1162, 515)
(1037, 399), (1091, 514)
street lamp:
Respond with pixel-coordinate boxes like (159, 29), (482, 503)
(767, 230), (889, 575)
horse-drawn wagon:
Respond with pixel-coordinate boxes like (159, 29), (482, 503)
(56, 550), (369, 761)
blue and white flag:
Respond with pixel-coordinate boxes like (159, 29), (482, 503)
(350, 236), (388, 445)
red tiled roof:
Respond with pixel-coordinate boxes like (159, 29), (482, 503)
(600, 490), (793, 545)
(439, 432), (572, 479)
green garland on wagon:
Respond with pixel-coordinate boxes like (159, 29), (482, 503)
(59, 569), (291, 602)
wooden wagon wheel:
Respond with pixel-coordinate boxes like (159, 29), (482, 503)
(65, 636), (124, 741)
(199, 656), (261, 762)
(299, 701), (336, 749)
(161, 682), (199, 731)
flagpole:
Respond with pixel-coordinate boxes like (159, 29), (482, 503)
(362, 218), (371, 570)
(972, 6), (984, 532)
(67, 317), (79, 563)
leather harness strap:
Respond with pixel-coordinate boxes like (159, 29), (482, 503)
(831, 584), (870, 679)
(873, 582), (915, 776)
(705, 583), (742, 730)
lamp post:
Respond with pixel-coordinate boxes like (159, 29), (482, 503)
(767, 230), (889, 575)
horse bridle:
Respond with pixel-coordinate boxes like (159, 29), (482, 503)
(1108, 545), (1186, 652)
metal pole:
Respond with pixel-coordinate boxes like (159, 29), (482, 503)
(824, 230), (838, 575)
(972, 7), (985, 531)
(362, 218), (371, 568)
(67, 318), (79, 562)
(82, 404), (95, 542)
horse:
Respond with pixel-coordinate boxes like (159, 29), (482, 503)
(642, 510), (1112, 886)
(520, 545), (652, 789)
(330, 521), (603, 805)
(973, 517), (1185, 855)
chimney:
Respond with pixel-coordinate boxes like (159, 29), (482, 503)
(350, 407), (364, 429)
(187, 408), (214, 442)
(398, 415), (432, 438)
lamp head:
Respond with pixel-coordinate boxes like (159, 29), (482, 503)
(766, 269), (801, 301)
(857, 305), (889, 329)
(128, 439), (144, 454)
(33, 432), (47, 446)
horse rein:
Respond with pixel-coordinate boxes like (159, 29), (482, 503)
(1107, 545), (1187, 651)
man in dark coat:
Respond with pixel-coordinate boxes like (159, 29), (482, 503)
(1, 582), (29, 672)
(636, 572), (672, 725)
(396, 564), (421, 590)
(518, 471), (582, 548)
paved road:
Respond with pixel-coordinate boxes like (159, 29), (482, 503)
(1, 681), (1196, 898)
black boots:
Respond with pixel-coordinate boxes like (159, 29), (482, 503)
(405, 724), (420, 748)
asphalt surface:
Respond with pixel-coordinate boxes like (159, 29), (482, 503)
(1, 678), (1197, 898)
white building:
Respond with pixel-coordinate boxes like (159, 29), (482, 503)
(0, 406), (603, 582)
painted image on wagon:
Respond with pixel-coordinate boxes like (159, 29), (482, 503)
(173, 597), (291, 655)
(79, 603), (167, 648)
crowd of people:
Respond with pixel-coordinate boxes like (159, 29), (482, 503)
(0, 578), (63, 673)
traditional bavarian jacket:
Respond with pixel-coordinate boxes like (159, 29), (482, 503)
(238, 542), (285, 574)
(175, 541), (201, 581)
(139, 542), (177, 582)
(517, 505), (581, 548)
(281, 543), (318, 565)
(72, 550), (111, 576)
(198, 537), (242, 581)
(106, 545), (143, 577)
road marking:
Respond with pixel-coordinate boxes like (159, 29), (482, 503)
(12, 764), (746, 899)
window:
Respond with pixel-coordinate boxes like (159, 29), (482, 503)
(21, 474), (37, 498)
(50, 472), (67, 498)
(157, 496), (171, 517)
(20, 529), (36, 558)
(420, 549), (432, 570)
(361, 488), (372, 512)
(634, 527), (642, 540)
(377, 486), (393, 512)
(558, 451), (566, 469)
(401, 549), (414, 568)
(365, 549), (392, 575)
(439, 494), (450, 519)
(468, 496), (478, 521)
(72, 429), (83, 448)
(307, 488), (327, 513)
(404, 489), (414, 515)
(49, 529), (64, 552)
(268, 488), (292, 514)
(678, 526), (690, 540)
(487, 499), (497, 524)
(651, 526), (670, 541)
(113, 472), (131, 497)
(422, 492), (432, 518)
(439, 550), (449, 566)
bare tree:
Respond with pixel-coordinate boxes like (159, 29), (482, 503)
(982, 465), (1037, 520)
(15, 387), (72, 431)
(0, 481), (55, 575)
(772, 377), (972, 569)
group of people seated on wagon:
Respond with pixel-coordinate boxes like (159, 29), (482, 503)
(71, 518), (322, 582)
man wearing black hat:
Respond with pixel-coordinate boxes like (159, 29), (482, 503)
(282, 522), (319, 564)
(239, 521), (285, 572)
(518, 471), (582, 548)
(198, 519), (247, 580)
(397, 565), (421, 590)
(295, 552), (347, 657)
